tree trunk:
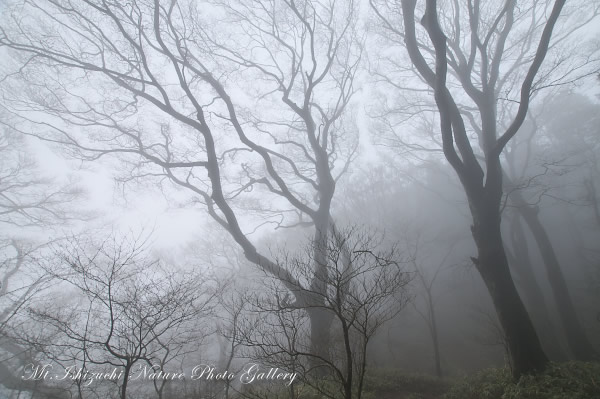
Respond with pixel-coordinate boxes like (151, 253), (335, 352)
(306, 306), (334, 364)
(306, 215), (335, 365)
(427, 291), (443, 378)
(471, 208), (548, 377)
(121, 363), (131, 399)
(517, 203), (598, 360)
(506, 212), (569, 361)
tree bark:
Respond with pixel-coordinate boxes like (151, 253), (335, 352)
(506, 212), (569, 361)
(471, 205), (548, 376)
(121, 363), (132, 399)
(517, 202), (598, 360)
(306, 307), (334, 362)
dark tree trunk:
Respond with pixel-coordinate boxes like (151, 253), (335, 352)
(394, 0), (567, 378)
(307, 149), (336, 363)
(121, 363), (132, 399)
(506, 212), (569, 361)
(306, 307), (334, 362)
(517, 203), (599, 360)
(471, 206), (548, 377)
(462, 151), (549, 378)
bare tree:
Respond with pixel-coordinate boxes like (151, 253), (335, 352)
(0, 126), (84, 397)
(369, 0), (579, 376)
(234, 226), (412, 399)
(212, 285), (257, 399)
(0, 240), (71, 399)
(408, 233), (459, 378)
(0, 129), (82, 229)
(464, 85), (600, 363)
(25, 232), (216, 399)
(0, 0), (362, 360)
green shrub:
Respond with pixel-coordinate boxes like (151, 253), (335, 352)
(444, 368), (512, 399)
(445, 361), (600, 399)
(363, 368), (449, 397)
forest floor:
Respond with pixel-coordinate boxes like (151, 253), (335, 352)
(362, 369), (449, 399)
(379, 392), (446, 399)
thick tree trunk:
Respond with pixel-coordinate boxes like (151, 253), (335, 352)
(306, 307), (334, 364)
(504, 173), (598, 360)
(306, 216), (335, 371)
(471, 209), (548, 377)
(517, 203), (598, 360)
(308, 147), (336, 363)
(506, 212), (568, 361)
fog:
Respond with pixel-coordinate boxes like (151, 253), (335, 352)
(0, 1), (599, 398)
